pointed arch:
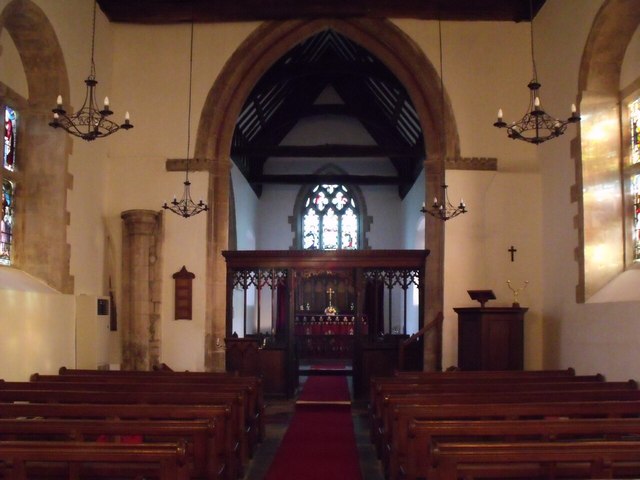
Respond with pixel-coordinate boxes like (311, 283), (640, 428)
(0, 0), (73, 293)
(197, 17), (459, 370)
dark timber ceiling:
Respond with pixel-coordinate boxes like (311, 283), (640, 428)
(97, 1), (547, 24)
(97, 0), (546, 198)
(232, 29), (424, 198)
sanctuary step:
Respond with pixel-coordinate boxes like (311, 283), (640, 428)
(298, 360), (353, 376)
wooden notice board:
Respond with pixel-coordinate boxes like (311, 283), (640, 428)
(173, 265), (195, 320)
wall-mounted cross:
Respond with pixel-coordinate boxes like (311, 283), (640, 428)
(508, 245), (517, 262)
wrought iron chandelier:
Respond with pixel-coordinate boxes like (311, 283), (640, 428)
(162, 21), (208, 219)
(49, 0), (132, 141)
(493, 0), (579, 144)
(421, 21), (468, 222)
(421, 184), (467, 221)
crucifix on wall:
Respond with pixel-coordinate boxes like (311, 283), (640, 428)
(508, 245), (517, 262)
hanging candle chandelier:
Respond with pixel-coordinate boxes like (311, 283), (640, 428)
(49, 0), (132, 141)
(493, 0), (579, 144)
(421, 21), (468, 222)
(162, 21), (208, 219)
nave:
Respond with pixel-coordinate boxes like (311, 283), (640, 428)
(2, 364), (640, 479)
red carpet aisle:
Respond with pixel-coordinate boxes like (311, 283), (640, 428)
(264, 376), (362, 480)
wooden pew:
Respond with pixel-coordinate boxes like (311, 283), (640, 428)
(383, 397), (640, 480)
(372, 383), (639, 455)
(430, 440), (640, 480)
(371, 379), (633, 429)
(0, 439), (189, 480)
(0, 388), (249, 468)
(31, 372), (265, 444)
(406, 417), (640, 480)
(393, 367), (577, 378)
(0, 417), (221, 480)
(0, 402), (239, 480)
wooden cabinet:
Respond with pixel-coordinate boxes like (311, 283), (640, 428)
(454, 307), (527, 371)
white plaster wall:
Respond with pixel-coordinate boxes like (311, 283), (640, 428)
(231, 164), (258, 250)
(104, 21), (257, 370)
(536, 0), (640, 381)
(0, 289), (75, 380)
(440, 170), (543, 369)
(394, 19), (537, 172)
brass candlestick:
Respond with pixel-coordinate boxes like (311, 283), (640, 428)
(507, 280), (529, 307)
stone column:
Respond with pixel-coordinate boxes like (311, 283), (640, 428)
(121, 209), (162, 370)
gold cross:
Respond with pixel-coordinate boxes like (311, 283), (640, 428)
(326, 287), (335, 305)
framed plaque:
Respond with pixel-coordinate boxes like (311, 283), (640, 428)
(173, 265), (195, 320)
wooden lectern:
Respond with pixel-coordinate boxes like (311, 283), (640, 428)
(454, 306), (527, 371)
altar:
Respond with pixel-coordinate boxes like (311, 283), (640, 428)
(222, 249), (428, 397)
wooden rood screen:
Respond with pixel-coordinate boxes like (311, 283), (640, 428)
(222, 250), (429, 398)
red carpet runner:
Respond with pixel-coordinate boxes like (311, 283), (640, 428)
(264, 376), (362, 480)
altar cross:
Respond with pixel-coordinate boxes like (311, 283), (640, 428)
(326, 287), (335, 306)
(508, 245), (517, 262)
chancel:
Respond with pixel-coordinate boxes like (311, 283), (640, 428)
(1, 0), (639, 479)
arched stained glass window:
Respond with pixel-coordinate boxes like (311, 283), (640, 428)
(4, 106), (17, 172)
(302, 184), (359, 250)
(1, 106), (17, 265)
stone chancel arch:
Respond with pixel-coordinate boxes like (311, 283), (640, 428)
(196, 18), (460, 370)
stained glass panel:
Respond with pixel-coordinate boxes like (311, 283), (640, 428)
(341, 208), (358, 249)
(631, 98), (640, 165)
(301, 183), (360, 250)
(3, 106), (17, 172)
(322, 209), (339, 250)
(1, 179), (14, 265)
(303, 209), (320, 249)
(632, 174), (640, 262)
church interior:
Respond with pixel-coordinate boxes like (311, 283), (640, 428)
(1, 0), (640, 477)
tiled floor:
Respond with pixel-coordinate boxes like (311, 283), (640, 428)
(242, 376), (384, 480)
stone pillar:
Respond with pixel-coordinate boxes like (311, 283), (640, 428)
(121, 209), (163, 370)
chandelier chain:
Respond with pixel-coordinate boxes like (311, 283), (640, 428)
(90, 0), (97, 78)
(438, 20), (445, 156)
(420, 21), (467, 222)
(529, 0), (538, 82)
(186, 21), (194, 180)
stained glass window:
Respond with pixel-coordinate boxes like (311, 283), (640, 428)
(631, 98), (640, 166)
(1, 179), (13, 265)
(632, 174), (640, 262)
(302, 184), (359, 250)
(4, 106), (17, 172)
(630, 98), (640, 261)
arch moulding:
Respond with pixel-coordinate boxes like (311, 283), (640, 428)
(196, 17), (460, 371)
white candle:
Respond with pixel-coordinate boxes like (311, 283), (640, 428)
(103, 96), (110, 108)
(498, 108), (503, 120)
(56, 95), (63, 106)
(534, 97), (540, 108)
(125, 111), (130, 120)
